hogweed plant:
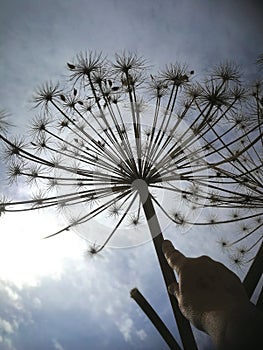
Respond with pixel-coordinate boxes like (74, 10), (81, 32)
(0, 51), (262, 349)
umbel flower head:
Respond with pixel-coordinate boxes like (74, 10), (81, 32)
(0, 51), (262, 265)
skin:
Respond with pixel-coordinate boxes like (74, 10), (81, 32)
(162, 240), (263, 350)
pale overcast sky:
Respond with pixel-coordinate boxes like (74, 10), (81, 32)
(0, 0), (262, 349)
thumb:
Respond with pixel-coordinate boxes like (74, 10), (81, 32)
(168, 281), (180, 299)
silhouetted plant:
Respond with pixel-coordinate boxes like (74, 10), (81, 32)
(1, 52), (262, 262)
(0, 51), (262, 349)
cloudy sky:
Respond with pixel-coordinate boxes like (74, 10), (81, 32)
(0, 0), (262, 349)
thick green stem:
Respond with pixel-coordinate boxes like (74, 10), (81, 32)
(130, 288), (182, 350)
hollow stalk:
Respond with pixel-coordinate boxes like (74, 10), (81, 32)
(133, 179), (198, 350)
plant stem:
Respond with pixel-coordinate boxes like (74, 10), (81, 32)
(130, 288), (182, 350)
(243, 241), (263, 298)
(256, 286), (263, 312)
(138, 182), (198, 350)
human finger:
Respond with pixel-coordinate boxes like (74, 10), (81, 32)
(168, 281), (180, 299)
(162, 240), (186, 274)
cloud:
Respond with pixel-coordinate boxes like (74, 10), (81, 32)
(32, 297), (42, 309)
(0, 318), (15, 334)
(116, 315), (133, 342)
(114, 314), (147, 343)
(0, 317), (18, 350)
(0, 337), (16, 350)
(0, 281), (23, 317)
(0, 240), (170, 349)
(3, 286), (19, 302)
(136, 329), (147, 341)
(52, 339), (65, 350)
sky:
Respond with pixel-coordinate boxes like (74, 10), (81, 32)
(0, 0), (262, 349)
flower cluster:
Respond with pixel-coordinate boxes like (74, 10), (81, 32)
(0, 51), (262, 265)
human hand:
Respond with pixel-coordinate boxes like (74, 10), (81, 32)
(162, 240), (248, 331)
(162, 240), (263, 349)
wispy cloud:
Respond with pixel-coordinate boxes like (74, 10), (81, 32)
(52, 338), (65, 350)
(0, 317), (18, 350)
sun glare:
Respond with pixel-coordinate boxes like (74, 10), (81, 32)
(0, 210), (83, 287)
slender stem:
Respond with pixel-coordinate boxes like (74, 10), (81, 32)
(130, 288), (182, 350)
(256, 286), (263, 312)
(137, 181), (198, 350)
(243, 241), (263, 298)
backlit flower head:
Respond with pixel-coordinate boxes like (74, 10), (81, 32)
(0, 51), (262, 263)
